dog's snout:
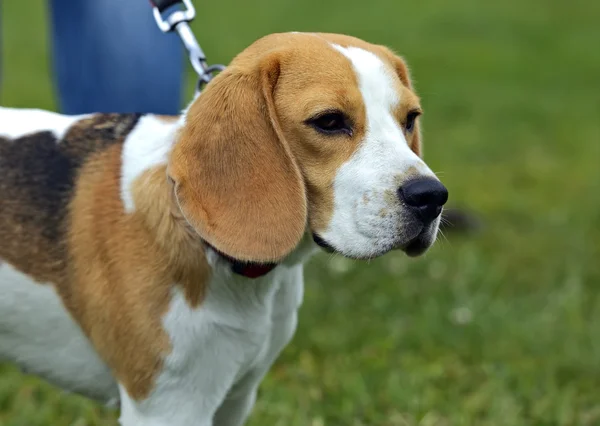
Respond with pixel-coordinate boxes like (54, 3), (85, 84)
(399, 178), (448, 223)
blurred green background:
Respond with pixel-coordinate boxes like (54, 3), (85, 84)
(1, 0), (599, 425)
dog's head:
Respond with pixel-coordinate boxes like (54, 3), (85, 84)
(168, 32), (447, 263)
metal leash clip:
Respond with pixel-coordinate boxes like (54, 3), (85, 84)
(151, 0), (226, 93)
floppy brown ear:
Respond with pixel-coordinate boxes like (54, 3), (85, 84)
(168, 55), (307, 263)
(378, 46), (422, 157)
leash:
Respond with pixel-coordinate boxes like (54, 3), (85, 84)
(150, 0), (225, 94)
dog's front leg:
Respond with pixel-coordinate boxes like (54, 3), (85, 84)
(213, 311), (300, 426)
(116, 331), (245, 426)
(118, 382), (217, 426)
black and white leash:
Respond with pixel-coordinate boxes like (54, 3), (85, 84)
(150, 0), (225, 94)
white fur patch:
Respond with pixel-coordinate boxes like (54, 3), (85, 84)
(0, 262), (118, 403)
(0, 107), (90, 139)
(120, 115), (183, 212)
(118, 263), (305, 425)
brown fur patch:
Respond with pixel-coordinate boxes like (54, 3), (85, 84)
(66, 147), (210, 400)
(65, 145), (171, 400)
(131, 166), (211, 308)
(393, 88), (422, 157)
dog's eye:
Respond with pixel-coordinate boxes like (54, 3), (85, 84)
(308, 112), (352, 136)
(405, 110), (421, 132)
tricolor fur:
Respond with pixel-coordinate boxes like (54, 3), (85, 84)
(0, 32), (446, 425)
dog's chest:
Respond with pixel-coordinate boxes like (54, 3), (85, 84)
(160, 264), (304, 383)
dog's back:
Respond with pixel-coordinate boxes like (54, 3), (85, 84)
(0, 109), (141, 282)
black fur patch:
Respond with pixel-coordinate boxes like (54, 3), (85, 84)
(0, 113), (142, 280)
(1, 131), (73, 242)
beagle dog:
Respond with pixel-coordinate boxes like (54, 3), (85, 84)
(0, 32), (447, 425)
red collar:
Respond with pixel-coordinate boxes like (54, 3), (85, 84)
(230, 260), (278, 279)
(208, 245), (278, 279)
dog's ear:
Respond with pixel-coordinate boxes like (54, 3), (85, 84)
(378, 47), (422, 157)
(168, 53), (307, 263)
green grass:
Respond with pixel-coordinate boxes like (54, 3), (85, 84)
(1, 0), (600, 425)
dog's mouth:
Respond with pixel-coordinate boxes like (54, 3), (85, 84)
(312, 226), (436, 259)
(400, 231), (432, 257)
(312, 233), (336, 253)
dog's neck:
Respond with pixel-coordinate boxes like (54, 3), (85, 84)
(130, 162), (316, 281)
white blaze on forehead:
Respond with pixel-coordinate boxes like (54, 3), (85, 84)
(332, 45), (400, 116)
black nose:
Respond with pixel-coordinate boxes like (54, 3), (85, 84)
(399, 178), (448, 223)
